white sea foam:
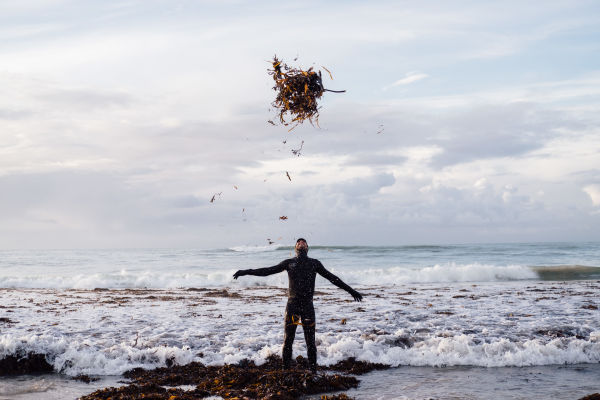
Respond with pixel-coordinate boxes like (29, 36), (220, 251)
(1, 281), (599, 376)
(2, 327), (599, 376)
(333, 263), (537, 285)
(320, 334), (600, 368)
(0, 263), (539, 289)
(0, 270), (240, 289)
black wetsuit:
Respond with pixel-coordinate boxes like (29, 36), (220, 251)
(237, 254), (357, 370)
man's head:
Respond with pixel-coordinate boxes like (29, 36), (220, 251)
(295, 238), (308, 257)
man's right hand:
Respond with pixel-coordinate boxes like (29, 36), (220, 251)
(233, 270), (246, 280)
(350, 289), (363, 302)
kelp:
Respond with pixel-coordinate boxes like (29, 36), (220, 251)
(80, 355), (365, 400)
(269, 56), (345, 130)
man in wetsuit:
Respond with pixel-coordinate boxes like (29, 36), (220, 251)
(233, 238), (362, 373)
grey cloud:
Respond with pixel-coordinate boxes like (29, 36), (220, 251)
(429, 104), (567, 167)
(0, 108), (33, 120)
(333, 173), (396, 199)
(296, 101), (580, 170)
(343, 153), (407, 167)
(0, 169), (274, 248)
(277, 173), (397, 214)
(37, 88), (134, 110)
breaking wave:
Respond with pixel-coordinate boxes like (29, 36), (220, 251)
(1, 263), (599, 290)
(531, 265), (600, 281)
(2, 331), (599, 376)
(334, 263), (537, 284)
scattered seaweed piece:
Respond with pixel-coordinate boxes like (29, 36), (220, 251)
(268, 56), (345, 129)
(209, 192), (222, 203)
(324, 357), (390, 375)
(72, 374), (99, 383)
(291, 140), (304, 157)
(203, 289), (241, 298)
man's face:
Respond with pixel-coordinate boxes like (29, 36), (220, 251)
(295, 240), (308, 253)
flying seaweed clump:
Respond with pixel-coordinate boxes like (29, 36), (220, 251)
(268, 56), (345, 130)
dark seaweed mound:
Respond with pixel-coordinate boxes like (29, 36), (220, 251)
(80, 355), (388, 399)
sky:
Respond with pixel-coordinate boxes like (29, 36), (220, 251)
(1, 0), (599, 249)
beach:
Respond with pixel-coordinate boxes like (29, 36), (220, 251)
(1, 243), (599, 399)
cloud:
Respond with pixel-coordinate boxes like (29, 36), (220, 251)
(386, 72), (428, 89)
(343, 153), (407, 167)
(37, 88), (134, 110)
(428, 103), (566, 167)
(583, 184), (600, 206)
(0, 108), (33, 120)
(1, 0), (599, 248)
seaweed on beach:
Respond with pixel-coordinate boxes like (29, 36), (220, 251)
(269, 56), (345, 130)
(0, 352), (54, 375)
(578, 394), (600, 400)
(80, 355), (387, 400)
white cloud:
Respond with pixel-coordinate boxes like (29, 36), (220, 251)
(583, 184), (600, 206)
(386, 72), (429, 89)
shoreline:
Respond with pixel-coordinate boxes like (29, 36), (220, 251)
(1, 281), (599, 398)
(2, 361), (600, 399)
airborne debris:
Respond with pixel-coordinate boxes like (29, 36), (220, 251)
(292, 140), (304, 157)
(209, 192), (222, 203)
(268, 56), (345, 130)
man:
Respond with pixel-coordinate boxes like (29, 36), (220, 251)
(233, 238), (362, 373)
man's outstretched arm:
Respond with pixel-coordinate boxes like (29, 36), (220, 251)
(316, 262), (363, 301)
(233, 261), (287, 279)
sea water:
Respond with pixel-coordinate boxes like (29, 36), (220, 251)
(0, 242), (599, 399)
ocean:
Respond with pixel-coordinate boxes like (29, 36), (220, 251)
(1, 242), (599, 399)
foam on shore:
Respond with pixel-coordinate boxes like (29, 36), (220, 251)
(1, 281), (599, 376)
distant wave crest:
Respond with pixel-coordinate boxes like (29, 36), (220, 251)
(228, 244), (283, 253)
(331, 263), (538, 285)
